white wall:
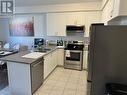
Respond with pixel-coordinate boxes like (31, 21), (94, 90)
(0, 18), (10, 41)
(0, 14), (46, 48)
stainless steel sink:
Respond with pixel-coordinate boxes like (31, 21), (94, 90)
(43, 48), (51, 51)
(34, 48), (51, 53)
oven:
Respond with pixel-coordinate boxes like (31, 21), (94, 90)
(64, 43), (84, 70)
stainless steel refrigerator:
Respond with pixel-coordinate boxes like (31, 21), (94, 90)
(87, 24), (127, 95)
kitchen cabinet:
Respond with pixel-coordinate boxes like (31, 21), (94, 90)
(44, 49), (58, 79)
(102, 0), (116, 23)
(44, 53), (51, 79)
(57, 49), (64, 66)
(6, 58), (44, 95)
(102, 0), (127, 24)
(47, 12), (101, 37)
(46, 13), (66, 36)
(44, 48), (64, 79)
(51, 49), (58, 69)
(66, 12), (85, 25)
(7, 62), (32, 95)
(84, 12), (101, 37)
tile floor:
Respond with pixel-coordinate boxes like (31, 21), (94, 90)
(34, 67), (88, 95)
(0, 67), (88, 95)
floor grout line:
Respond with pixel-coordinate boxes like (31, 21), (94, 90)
(61, 69), (72, 95)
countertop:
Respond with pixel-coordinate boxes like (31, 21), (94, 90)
(0, 46), (64, 64)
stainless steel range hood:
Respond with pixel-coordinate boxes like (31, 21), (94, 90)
(66, 25), (85, 36)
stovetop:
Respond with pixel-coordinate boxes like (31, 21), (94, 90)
(65, 43), (84, 51)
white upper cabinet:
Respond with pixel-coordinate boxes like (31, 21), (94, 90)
(46, 12), (101, 37)
(46, 13), (66, 36)
(102, 0), (114, 23)
(84, 12), (101, 37)
(66, 12), (85, 25)
(102, 0), (127, 23)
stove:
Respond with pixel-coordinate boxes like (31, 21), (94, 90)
(64, 43), (84, 70)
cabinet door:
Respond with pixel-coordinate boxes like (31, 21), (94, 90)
(102, 0), (123, 23)
(66, 12), (85, 25)
(57, 49), (64, 66)
(119, 0), (127, 16)
(111, 0), (127, 19)
(51, 50), (57, 70)
(44, 54), (51, 79)
(112, 0), (120, 18)
(102, 0), (114, 24)
(44, 50), (58, 79)
(84, 12), (101, 37)
(47, 13), (66, 36)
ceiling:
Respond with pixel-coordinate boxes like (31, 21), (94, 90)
(15, 0), (102, 7)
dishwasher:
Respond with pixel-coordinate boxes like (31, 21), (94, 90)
(31, 58), (44, 93)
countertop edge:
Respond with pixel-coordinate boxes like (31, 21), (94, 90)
(0, 46), (64, 64)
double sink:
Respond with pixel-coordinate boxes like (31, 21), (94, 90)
(34, 48), (51, 53)
(22, 48), (52, 59)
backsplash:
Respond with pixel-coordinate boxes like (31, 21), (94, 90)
(8, 36), (87, 49)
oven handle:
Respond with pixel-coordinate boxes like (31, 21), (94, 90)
(65, 50), (83, 53)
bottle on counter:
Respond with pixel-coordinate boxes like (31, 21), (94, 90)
(60, 38), (63, 46)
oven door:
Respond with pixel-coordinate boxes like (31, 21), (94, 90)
(65, 50), (83, 65)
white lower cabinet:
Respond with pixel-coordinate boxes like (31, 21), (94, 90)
(57, 49), (64, 66)
(44, 48), (64, 79)
(44, 53), (51, 79)
(51, 50), (58, 70)
(44, 49), (58, 79)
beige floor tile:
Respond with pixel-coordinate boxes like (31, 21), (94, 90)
(65, 85), (77, 90)
(77, 85), (87, 92)
(58, 78), (68, 83)
(68, 79), (78, 84)
(34, 91), (49, 95)
(52, 86), (65, 91)
(45, 80), (57, 86)
(50, 87), (64, 95)
(76, 91), (87, 95)
(49, 90), (63, 95)
(63, 89), (76, 95)
(33, 67), (87, 95)
(54, 83), (66, 89)
(47, 75), (58, 81)
(1, 67), (87, 95)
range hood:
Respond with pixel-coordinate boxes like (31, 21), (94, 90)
(66, 25), (85, 36)
(66, 25), (85, 32)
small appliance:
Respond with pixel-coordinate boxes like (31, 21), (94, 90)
(34, 38), (44, 48)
